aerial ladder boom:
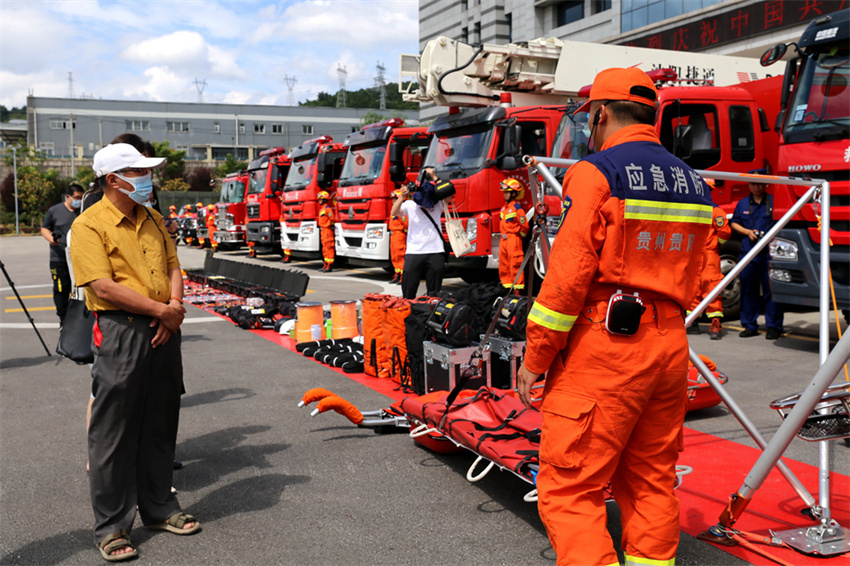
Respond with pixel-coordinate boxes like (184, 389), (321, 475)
(400, 36), (785, 107)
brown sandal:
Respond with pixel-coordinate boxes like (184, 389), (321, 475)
(147, 511), (201, 535)
(97, 530), (138, 562)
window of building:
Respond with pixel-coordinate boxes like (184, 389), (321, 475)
(302, 124), (314, 135)
(213, 122), (221, 133)
(38, 142), (54, 155)
(49, 119), (75, 130)
(254, 123), (265, 134)
(239, 123), (245, 134)
(506, 13), (513, 42)
(125, 120), (150, 131)
(473, 22), (481, 44)
(555, 1), (584, 27)
(462, 27), (469, 44)
(592, 0), (611, 14)
(166, 121), (190, 133)
(272, 124), (283, 134)
(176, 144), (189, 151)
(621, 0), (724, 34)
(461, 0), (467, 10)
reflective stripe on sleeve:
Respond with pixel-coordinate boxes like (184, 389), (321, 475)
(528, 302), (577, 333)
(625, 554), (675, 566)
(625, 199), (713, 225)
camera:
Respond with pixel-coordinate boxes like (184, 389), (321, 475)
(405, 181), (418, 192)
(753, 230), (765, 240)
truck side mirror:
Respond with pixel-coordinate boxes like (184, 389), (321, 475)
(672, 124), (693, 159)
(760, 43), (787, 67)
(388, 143), (401, 163)
(389, 164), (405, 183)
(499, 156), (518, 170)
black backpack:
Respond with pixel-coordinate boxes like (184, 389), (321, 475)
(426, 299), (477, 348)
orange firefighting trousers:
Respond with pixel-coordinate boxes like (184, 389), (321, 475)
(499, 233), (525, 289)
(390, 230), (406, 274)
(537, 299), (687, 566)
(321, 227), (335, 263)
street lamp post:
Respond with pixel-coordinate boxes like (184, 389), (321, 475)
(10, 146), (19, 235)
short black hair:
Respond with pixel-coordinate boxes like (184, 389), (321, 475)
(605, 100), (656, 126)
(67, 183), (84, 195)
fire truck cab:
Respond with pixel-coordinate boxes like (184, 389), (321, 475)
(245, 147), (290, 256)
(214, 170), (250, 249)
(280, 136), (346, 260)
(336, 119), (430, 267)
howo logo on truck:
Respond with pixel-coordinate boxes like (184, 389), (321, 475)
(788, 163), (823, 172)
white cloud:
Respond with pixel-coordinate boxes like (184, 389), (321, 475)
(121, 31), (247, 80)
(121, 67), (192, 102)
(0, 70), (67, 108)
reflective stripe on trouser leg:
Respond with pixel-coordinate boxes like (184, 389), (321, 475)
(625, 555), (675, 566)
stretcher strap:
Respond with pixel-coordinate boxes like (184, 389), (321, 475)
(729, 532), (794, 566)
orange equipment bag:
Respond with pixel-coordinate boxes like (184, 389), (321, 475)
(380, 297), (412, 386)
(362, 293), (393, 378)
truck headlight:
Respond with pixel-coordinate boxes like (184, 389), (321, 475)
(225, 214), (235, 229)
(769, 238), (797, 262)
(261, 225), (271, 233)
(466, 219), (477, 242)
(770, 269), (793, 283)
(366, 227), (384, 239)
(301, 225), (314, 235)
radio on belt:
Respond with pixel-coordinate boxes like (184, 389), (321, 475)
(605, 290), (646, 336)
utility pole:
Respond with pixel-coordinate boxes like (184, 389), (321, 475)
(374, 61), (387, 110)
(336, 65), (347, 108)
(67, 72), (75, 99)
(69, 113), (75, 178)
(11, 147), (18, 234)
(283, 75), (297, 106)
(194, 78), (207, 103)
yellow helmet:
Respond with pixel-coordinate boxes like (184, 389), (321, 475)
(169, 204), (177, 211)
(499, 178), (524, 199)
(317, 191), (330, 201)
(208, 204), (216, 211)
(196, 202), (203, 209)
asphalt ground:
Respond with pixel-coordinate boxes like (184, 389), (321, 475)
(1, 235), (848, 566)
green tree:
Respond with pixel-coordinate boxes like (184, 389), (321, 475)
(301, 82), (419, 111)
(160, 178), (190, 192)
(152, 140), (186, 183)
(0, 105), (27, 122)
(17, 168), (57, 226)
(214, 154), (248, 178)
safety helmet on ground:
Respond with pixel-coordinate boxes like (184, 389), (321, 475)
(317, 191), (330, 201)
(499, 178), (524, 199)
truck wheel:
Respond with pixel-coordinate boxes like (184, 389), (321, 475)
(458, 268), (498, 284)
(719, 239), (742, 321)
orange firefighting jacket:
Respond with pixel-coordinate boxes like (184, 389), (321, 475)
(524, 124), (714, 374)
(318, 203), (334, 229)
(499, 201), (529, 237)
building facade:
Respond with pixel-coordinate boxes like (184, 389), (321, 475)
(418, 0), (844, 116)
(26, 96), (416, 164)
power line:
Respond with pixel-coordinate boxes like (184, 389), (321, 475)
(283, 75), (297, 106)
(194, 78), (207, 103)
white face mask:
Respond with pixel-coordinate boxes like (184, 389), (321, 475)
(70, 198), (82, 209)
(114, 172), (154, 204)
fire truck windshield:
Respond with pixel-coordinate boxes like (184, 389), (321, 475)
(220, 179), (246, 203)
(550, 112), (590, 183)
(284, 157), (316, 191)
(423, 126), (493, 178)
(784, 47), (850, 144)
(248, 169), (267, 195)
(338, 144), (387, 187)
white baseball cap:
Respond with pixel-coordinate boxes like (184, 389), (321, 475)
(93, 143), (165, 178)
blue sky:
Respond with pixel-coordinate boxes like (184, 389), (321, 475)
(0, 0), (420, 109)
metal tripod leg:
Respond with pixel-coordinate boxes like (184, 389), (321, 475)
(0, 259), (52, 356)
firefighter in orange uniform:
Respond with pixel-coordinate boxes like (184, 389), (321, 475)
(388, 188), (408, 284)
(516, 68), (714, 566)
(168, 205), (178, 219)
(195, 202), (207, 248)
(182, 204), (196, 246)
(498, 178), (529, 291)
(206, 204), (218, 252)
(317, 191), (335, 272)
(687, 179), (732, 339)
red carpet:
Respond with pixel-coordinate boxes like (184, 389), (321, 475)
(223, 316), (850, 565)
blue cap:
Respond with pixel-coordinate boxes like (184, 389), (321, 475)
(748, 168), (767, 175)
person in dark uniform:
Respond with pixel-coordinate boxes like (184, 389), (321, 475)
(730, 169), (784, 340)
(40, 183), (84, 325)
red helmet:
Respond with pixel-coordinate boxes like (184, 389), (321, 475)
(317, 191), (330, 201)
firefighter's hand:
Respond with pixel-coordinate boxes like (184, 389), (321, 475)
(150, 321), (172, 348)
(517, 363), (542, 409)
(747, 229), (758, 242)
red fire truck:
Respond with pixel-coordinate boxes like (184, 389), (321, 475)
(280, 136), (347, 260)
(335, 118), (430, 267)
(245, 147), (291, 257)
(213, 171), (250, 250)
(760, 8), (849, 317)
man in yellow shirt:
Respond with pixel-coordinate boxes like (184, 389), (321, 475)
(71, 143), (200, 562)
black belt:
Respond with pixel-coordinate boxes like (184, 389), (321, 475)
(95, 310), (153, 321)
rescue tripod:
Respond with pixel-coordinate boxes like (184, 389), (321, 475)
(0, 258), (51, 356)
